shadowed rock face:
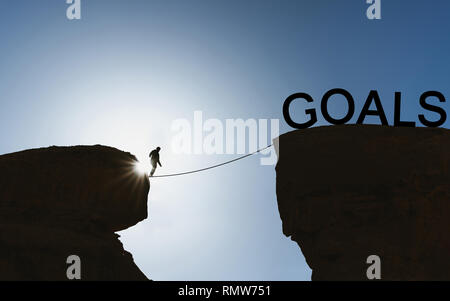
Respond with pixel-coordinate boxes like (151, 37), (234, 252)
(275, 125), (450, 281)
(0, 145), (149, 280)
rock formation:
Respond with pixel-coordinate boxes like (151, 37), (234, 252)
(0, 145), (149, 280)
(275, 125), (450, 280)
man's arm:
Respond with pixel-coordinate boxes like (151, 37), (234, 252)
(158, 159), (162, 167)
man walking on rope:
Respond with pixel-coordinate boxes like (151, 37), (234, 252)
(149, 147), (162, 177)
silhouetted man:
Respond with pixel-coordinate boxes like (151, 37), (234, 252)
(149, 147), (162, 177)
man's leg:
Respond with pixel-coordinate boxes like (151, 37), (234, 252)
(150, 165), (156, 177)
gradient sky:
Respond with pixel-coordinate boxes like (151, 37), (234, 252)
(0, 0), (449, 280)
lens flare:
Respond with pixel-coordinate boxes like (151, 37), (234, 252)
(134, 160), (148, 175)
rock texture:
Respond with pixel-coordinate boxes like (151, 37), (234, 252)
(0, 145), (149, 280)
(275, 125), (450, 280)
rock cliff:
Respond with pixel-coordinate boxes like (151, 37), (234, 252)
(0, 145), (149, 280)
(275, 125), (450, 280)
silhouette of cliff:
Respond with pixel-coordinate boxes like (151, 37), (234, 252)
(275, 125), (450, 280)
(0, 145), (149, 280)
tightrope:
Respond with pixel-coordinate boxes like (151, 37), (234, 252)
(149, 144), (273, 178)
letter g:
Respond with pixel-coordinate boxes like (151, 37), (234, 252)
(283, 93), (317, 129)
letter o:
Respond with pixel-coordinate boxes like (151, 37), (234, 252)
(321, 88), (355, 125)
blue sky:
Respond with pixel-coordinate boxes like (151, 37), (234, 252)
(0, 0), (449, 280)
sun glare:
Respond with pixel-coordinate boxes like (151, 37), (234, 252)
(134, 160), (148, 175)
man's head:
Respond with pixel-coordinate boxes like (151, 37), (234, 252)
(156, 147), (161, 152)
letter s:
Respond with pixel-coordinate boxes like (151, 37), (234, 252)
(419, 91), (447, 127)
(283, 93), (317, 129)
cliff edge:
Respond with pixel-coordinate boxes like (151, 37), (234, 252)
(0, 145), (149, 280)
(275, 125), (450, 280)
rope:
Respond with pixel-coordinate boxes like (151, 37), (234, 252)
(149, 144), (273, 178)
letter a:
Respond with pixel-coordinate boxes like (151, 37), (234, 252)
(366, 255), (381, 280)
(66, 255), (81, 280)
(366, 0), (381, 20)
(66, 0), (81, 20)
